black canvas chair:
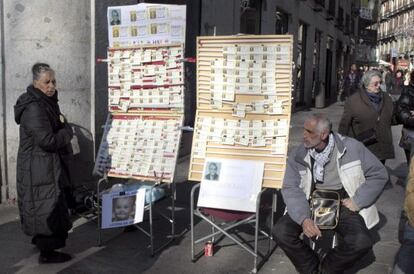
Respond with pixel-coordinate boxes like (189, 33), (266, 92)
(190, 183), (277, 273)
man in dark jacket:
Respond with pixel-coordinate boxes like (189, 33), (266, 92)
(342, 64), (362, 101)
(14, 63), (73, 264)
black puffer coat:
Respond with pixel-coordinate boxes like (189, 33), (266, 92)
(14, 85), (73, 236)
(396, 84), (414, 149)
(397, 84), (414, 128)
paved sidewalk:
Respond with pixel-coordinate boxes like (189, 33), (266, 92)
(0, 102), (407, 274)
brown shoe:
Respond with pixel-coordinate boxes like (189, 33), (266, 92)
(38, 250), (72, 264)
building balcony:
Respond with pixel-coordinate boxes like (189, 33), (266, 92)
(328, 0), (335, 17)
(381, 1), (414, 19)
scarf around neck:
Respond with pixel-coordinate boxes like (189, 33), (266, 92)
(309, 133), (335, 183)
(27, 85), (61, 116)
(365, 90), (382, 112)
(27, 85), (63, 130)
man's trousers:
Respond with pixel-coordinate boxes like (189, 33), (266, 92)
(274, 206), (373, 274)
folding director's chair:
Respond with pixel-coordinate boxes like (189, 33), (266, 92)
(96, 173), (179, 256)
(190, 183), (277, 273)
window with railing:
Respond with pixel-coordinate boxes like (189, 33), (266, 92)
(351, 15), (355, 35)
(275, 9), (289, 35)
(328, 0), (335, 17)
(337, 6), (344, 29)
(381, 0), (414, 17)
(345, 14), (350, 34)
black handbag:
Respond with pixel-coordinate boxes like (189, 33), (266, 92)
(309, 159), (341, 230)
(351, 99), (383, 146)
(354, 128), (378, 146)
(310, 189), (340, 229)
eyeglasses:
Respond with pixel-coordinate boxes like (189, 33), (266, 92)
(369, 81), (382, 86)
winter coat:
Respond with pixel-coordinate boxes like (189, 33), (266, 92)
(395, 84), (414, 149)
(282, 133), (388, 229)
(338, 89), (395, 161)
(14, 85), (73, 236)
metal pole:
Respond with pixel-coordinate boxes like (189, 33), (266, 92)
(190, 183), (200, 261)
(0, 0), (9, 203)
(149, 184), (154, 256)
(171, 181), (176, 236)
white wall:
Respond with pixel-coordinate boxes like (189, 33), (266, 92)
(0, 0), (93, 201)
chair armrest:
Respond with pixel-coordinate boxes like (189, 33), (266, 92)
(190, 183), (201, 211)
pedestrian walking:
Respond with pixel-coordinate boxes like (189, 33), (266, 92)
(338, 69), (395, 165)
(342, 64), (362, 101)
(391, 70), (405, 102)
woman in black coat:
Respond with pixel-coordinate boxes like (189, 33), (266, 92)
(14, 63), (73, 263)
(396, 70), (414, 164)
(338, 69), (395, 164)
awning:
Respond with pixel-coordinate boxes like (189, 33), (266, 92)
(379, 60), (392, 66)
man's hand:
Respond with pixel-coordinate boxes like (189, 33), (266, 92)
(342, 198), (359, 212)
(302, 218), (322, 238)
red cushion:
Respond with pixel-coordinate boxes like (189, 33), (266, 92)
(200, 207), (254, 222)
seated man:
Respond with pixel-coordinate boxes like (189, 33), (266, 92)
(274, 113), (388, 274)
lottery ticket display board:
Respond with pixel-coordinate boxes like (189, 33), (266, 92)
(107, 44), (184, 113)
(95, 43), (185, 183)
(107, 3), (186, 47)
(188, 35), (293, 189)
(94, 114), (183, 183)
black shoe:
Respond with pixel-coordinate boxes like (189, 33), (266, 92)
(38, 250), (72, 264)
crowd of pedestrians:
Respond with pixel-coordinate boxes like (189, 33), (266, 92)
(335, 64), (414, 274)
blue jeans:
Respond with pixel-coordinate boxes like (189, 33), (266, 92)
(393, 222), (414, 274)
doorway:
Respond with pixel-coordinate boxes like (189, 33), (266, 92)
(295, 22), (307, 107)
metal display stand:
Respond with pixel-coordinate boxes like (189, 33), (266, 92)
(92, 42), (187, 255)
(188, 34), (293, 272)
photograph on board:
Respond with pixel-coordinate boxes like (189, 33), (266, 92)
(204, 161), (221, 181)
